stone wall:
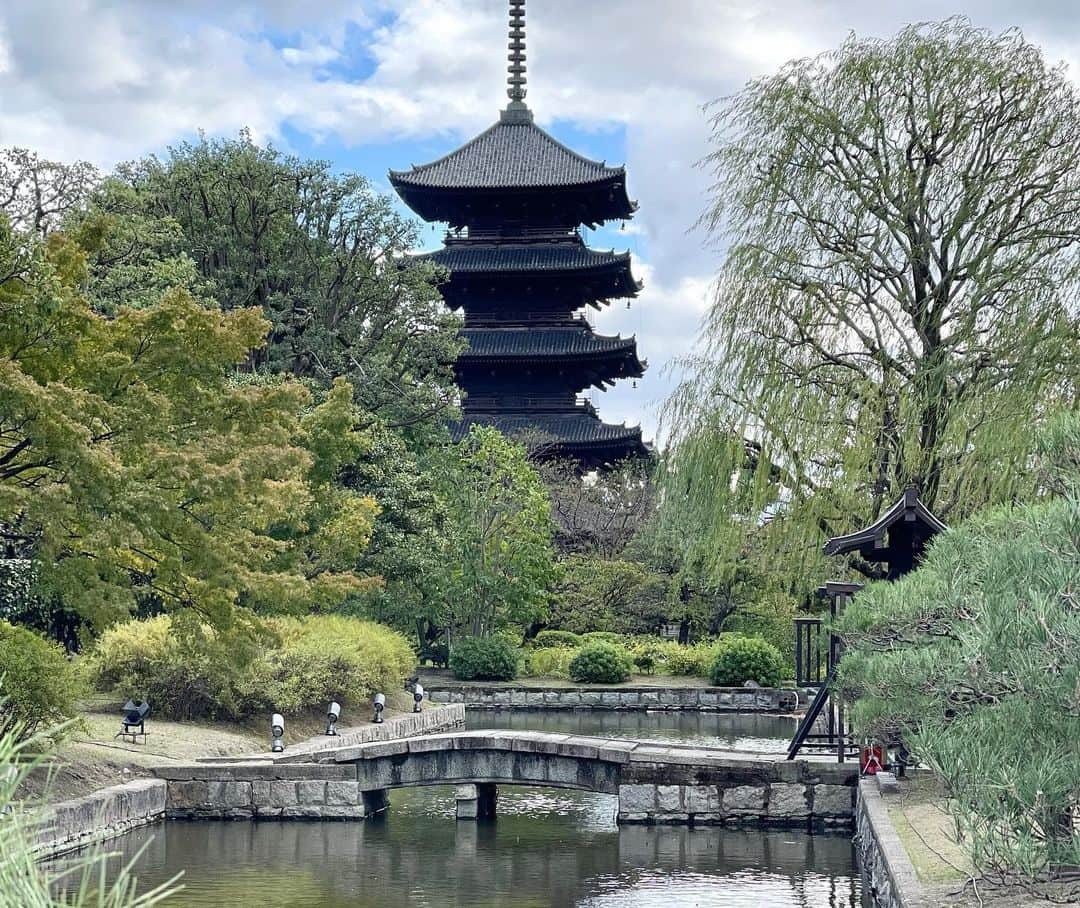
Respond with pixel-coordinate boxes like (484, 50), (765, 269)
(34, 779), (166, 859)
(617, 750), (857, 828)
(427, 685), (799, 712)
(161, 762), (372, 819)
(855, 778), (932, 908)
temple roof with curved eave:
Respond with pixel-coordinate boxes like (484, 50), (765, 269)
(389, 110), (637, 226)
(450, 411), (651, 464)
(390, 115), (629, 192)
(420, 241), (639, 282)
(458, 326), (644, 372)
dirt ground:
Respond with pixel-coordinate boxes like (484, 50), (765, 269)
(887, 774), (1078, 907)
(18, 691), (416, 804)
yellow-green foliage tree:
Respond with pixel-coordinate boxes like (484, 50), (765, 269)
(0, 214), (379, 631)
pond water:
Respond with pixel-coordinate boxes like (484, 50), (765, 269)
(464, 708), (797, 753)
(81, 787), (866, 907)
(62, 709), (865, 907)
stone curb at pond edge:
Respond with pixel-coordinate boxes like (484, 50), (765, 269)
(33, 778), (167, 860)
(856, 778), (934, 908)
(206, 704), (467, 764)
(426, 686), (800, 712)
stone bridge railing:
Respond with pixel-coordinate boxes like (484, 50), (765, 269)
(156, 731), (858, 828)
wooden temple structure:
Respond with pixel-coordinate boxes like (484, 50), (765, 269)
(389, 0), (650, 468)
(788, 487), (948, 762)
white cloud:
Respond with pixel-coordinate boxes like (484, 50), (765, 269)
(281, 44), (341, 67)
(3, 0), (1080, 433)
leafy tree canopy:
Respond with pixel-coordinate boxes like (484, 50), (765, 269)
(0, 215), (379, 631)
(84, 134), (464, 436)
(663, 19), (1080, 592)
(440, 426), (558, 639)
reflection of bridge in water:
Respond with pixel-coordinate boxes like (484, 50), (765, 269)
(158, 730), (858, 828)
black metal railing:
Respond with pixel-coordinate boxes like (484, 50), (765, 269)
(794, 617), (827, 687)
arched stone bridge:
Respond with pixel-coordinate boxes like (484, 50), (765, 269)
(157, 731), (858, 828)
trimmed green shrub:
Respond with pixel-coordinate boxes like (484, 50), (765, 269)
(449, 636), (519, 681)
(708, 636), (785, 687)
(0, 620), (82, 741)
(91, 615), (247, 719)
(91, 614), (415, 719)
(568, 642), (632, 684)
(580, 631), (624, 646)
(658, 641), (715, 676)
(533, 630), (581, 649)
(522, 646), (575, 679)
(242, 616), (415, 714)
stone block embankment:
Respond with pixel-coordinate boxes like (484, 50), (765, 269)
(426, 685), (799, 712)
(617, 746), (856, 827)
(34, 778), (166, 858)
(855, 778), (933, 908)
(158, 761), (375, 819)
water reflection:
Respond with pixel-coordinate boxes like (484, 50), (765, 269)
(465, 708), (797, 753)
(84, 786), (865, 907)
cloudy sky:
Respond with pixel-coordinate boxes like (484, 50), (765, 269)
(2, 0), (1078, 438)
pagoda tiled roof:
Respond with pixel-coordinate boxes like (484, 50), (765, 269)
(390, 115), (627, 191)
(450, 410), (648, 450)
(421, 242), (639, 282)
(459, 326), (643, 370)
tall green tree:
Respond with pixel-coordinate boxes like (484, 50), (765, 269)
(0, 216), (378, 630)
(85, 134), (463, 435)
(665, 20), (1080, 589)
(442, 427), (557, 639)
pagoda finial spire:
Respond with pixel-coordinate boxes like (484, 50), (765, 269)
(506, 0), (527, 106)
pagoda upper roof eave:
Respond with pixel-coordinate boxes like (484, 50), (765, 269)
(391, 179), (637, 227)
(417, 243), (639, 278)
(387, 114), (629, 190)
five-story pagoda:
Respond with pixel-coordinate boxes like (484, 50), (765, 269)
(390, 0), (649, 468)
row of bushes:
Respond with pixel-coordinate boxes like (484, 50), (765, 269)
(2, 612), (419, 738)
(451, 633), (786, 687)
(92, 614), (415, 720)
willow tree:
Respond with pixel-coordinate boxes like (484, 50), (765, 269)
(664, 20), (1080, 587)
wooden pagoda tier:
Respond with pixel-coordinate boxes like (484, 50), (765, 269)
(388, 4), (649, 467)
(390, 105), (636, 228)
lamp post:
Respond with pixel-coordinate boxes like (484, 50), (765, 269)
(270, 714), (285, 753)
(325, 702), (341, 736)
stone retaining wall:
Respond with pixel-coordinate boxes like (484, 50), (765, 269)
(855, 778), (932, 908)
(34, 779), (166, 858)
(210, 704), (466, 764)
(618, 750), (856, 828)
(427, 685), (799, 712)
(161, 762), (374, 819)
